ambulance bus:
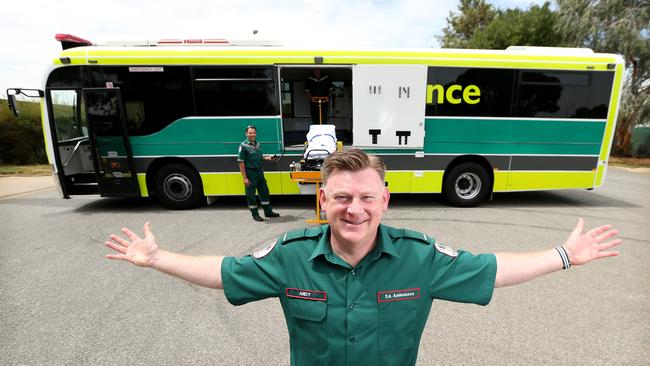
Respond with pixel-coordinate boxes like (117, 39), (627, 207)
(7, 34), (624, 209)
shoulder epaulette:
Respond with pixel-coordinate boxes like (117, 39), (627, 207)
(280, 226), (324, 245)
(388, 227), (431, 245)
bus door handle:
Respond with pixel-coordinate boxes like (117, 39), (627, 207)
(63, 137), (89, 167)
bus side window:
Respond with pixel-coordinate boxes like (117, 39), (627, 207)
(425, 67), (515, 118)
(193, 66), (279, 117)
(89, 66), (193, 136)
(514, 71), (612, 119)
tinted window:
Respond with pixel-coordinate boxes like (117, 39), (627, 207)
(85, 91), (122, 136)
(425, 67), (515, 117)
(47, 66), (86, 89)
(193, 67), (278, 116)
(88, 66), (194, 136)
(515, 71), (613, 119)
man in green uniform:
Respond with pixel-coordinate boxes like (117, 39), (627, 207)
(238, 125), (279, 221)
(105, 149), (622, 365)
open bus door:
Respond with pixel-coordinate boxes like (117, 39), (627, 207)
(83, 88), (140, 197)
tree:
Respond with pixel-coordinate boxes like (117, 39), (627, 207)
(438, 0), (497, 48)
(438, 1), (562, 49)
(469, 3), (564, 49)
(0, 99), (47, 165)
(439, 0), (649, 155)
(556, 0), (650, 155)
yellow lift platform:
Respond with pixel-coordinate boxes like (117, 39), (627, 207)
(290, 170), (327, 224)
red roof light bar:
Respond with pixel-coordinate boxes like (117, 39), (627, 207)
(55, 34), (93, 50)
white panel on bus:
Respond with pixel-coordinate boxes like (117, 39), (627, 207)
(352, 65), (427, 148)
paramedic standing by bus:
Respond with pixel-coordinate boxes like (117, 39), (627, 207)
(238, 126), (279, 222)
(305, 68), (334, 124)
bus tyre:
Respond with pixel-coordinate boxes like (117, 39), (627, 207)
(444, 162), (490, 207)
(155, 164), (203, 209)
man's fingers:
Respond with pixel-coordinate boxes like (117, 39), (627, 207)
(598, 238), (622, 252)
(109, 234), (130, 247)
(143, 221), (153, 239)
(121, 227), (141, 242)
(105, 241), (127, 254)
(593, 229), (619, 243)
(570, 218), (585, 238)
(586, 224), (612, 238)
(597, 251), (620, 259)
(105, 253), (129, 261)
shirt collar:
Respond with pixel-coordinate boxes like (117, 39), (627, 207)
(307, 224), (400, 266)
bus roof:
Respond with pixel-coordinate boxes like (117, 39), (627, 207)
(53, 34), (624, 71)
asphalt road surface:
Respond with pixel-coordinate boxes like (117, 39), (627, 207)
(1, 167), (648, 365)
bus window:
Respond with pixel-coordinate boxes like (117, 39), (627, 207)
(193, 67), (278, 116)
(515, 71), (612, 119)
(88, 66), (194, 136)
(425, 67), (515, 117)
(50, 89), (87, 142)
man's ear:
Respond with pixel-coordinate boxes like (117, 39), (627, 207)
(382, 187), (390, 211)
(319, 186), (327, 210)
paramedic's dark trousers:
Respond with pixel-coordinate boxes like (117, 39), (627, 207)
(245, 168), (273, 216)
(310, 101), (329, 124)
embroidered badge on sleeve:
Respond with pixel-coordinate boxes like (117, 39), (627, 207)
(253, 241), (277, 259)
(434, 242), (458, 257)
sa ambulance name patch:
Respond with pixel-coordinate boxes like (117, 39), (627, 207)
(377, 288), (420, 302)
(434, 242), (458, 257)
(252, 241), (277, 259)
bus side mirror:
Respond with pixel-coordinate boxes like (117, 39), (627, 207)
(6, 88), (44, 117)
(7, 93), (19, 117)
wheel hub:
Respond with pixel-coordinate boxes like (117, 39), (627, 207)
(163, 173), (192, 201)
(455, 172), (481, 200)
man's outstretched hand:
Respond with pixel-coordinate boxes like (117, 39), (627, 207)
(105, 222), (159, 267)
(563, 218), (622, 266)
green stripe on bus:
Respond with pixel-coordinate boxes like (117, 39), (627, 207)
(425, 118), (605, 155)
(130, 117), (282, 156)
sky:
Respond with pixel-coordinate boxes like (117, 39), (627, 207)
(1, 0), (546, 98)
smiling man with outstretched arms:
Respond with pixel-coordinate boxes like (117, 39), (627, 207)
(106, 148), (621, 366)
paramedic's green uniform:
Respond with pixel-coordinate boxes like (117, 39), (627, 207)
(221, 224), (497, 366)
(238, 139), (273, 216)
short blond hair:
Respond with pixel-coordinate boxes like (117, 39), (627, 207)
(321, 148), (386, 185)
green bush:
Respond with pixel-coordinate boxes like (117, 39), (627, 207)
(0, 99), (48, 164)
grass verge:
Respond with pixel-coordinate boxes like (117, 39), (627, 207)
(609, 156), (650, 169)
(0, 164), (51, 176)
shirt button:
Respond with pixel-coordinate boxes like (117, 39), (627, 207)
(349, 303), (355, 310)
(349, 336), (356, 343)
(351, 270), (357, 276)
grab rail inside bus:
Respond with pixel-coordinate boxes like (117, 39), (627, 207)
(62, 137), (89, 167)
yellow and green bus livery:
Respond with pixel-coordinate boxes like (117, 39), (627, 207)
(27, 34), (624, 208)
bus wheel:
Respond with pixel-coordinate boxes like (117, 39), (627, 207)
(155, 164), (204, 209)
(444, 162), (490, 207)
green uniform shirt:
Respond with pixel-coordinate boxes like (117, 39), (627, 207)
(238, 139), (263, 170)
(221, 224), (497, 366)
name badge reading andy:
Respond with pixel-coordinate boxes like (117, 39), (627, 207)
(286, 288), (327, 301)
(377, 288), (421, 302)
